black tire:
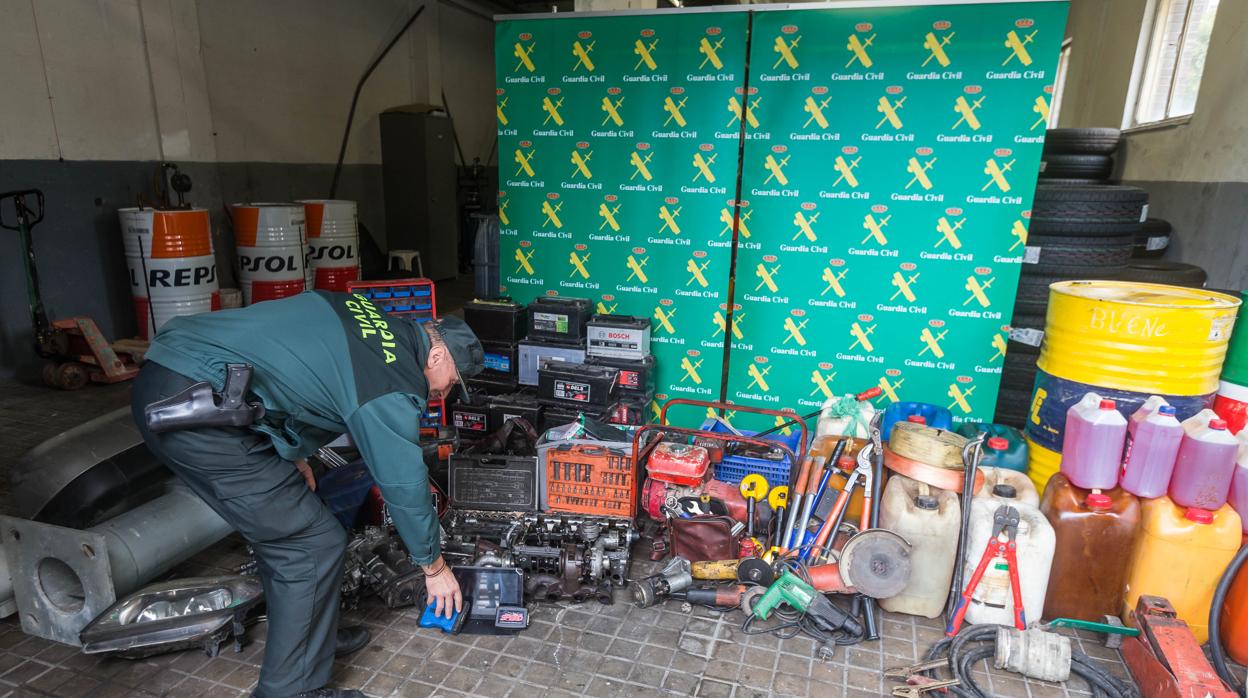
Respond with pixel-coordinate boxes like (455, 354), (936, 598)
(1133, 218), (1172, 259)
(1040, 153), (1113, 180)
(1118, 260), (1208, 288)
(1014, 266), (1127, 315)
(1023, 233), (1134, 270)
(995, 387), (1033, 428)
(1006, 313), (1046, 357)
(1037, 177), (1110, 186)
(1043, 127), (1122, 155)
(1031, 185), (1148, 235)
(1002, 351), (1040, 391)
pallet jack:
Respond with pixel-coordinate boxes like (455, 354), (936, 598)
(2, 189), (144, 389)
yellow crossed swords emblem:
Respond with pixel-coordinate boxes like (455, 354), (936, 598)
(514, 42), (536, 73)
(878, 375), (904, 403)
(597, 300), (618, 315)
(849, 322), (875, 352)
(542, 96), (564, 126)
(793, 211), (819, 242)
(726, 96), (761, 129)
(948, 383), (975, 414)
(699, 37), (724, 70)
(686, 258), (710, 288)
(497, 96), (509, 126)
(953, 95), (985, 130)
(906, 157), (937, 190)
(630, 151), (653, 181)
(570, 150), (593, 179)
(1009, 219), (1028, 251)
(706, 407), (737, 423)
(919, 328), (947, 358)
(681, 357), (703, 384)
(572, 40), (595, 72)
(658, 205), (682, 235)
(514, 247), (535, 275)
(598, 202), (621, 231)
(755, 263), (780, 293)
(989, 332), (1008, 362)
(936, 216), (965, 249)
(773, 35), (800, 70)
(803, 95), (832, 129)
(747, 364), (771, 392)
(720, 209), (752, 238)
(692, 152), (717, 183)
(964, 276), (995, 308)
(890, 271), (919, 303)
(498, 200), (510, 227)
(712, 310), (743, 340)
(983, 158), (1014, 192)
(601, 95), (625, 126)
(626, 255), (648, 283)
(773, 415), (794, 437)
(663, 96), (688, 128)
(634, 38), (659, 71)
(833, 156), (861, 188)
(876, 95), (906, 130)
(923, 31), (954, 67)
(514, 148), (536, 177)
(653, 305), (677, 334)
(763, 154), (790, 186)
(1031, 94), (1050, 130)
(783, 317), (807, 346)
(861, 213), (890, 245)
(568, 250), (591, 279)
(1003, 29), (1037, 66)
(822, 267), (848, 297)
(540, 200), (563, 228)
(846, 33), (875, 68)
(810, 369), (837, 398)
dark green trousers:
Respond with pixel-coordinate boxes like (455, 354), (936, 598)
(132, 362), (347, 698)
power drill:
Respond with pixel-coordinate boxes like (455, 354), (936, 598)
(750, 570), (863, 638)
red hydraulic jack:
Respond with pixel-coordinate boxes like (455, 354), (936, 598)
(1120, 595), (1236, 698)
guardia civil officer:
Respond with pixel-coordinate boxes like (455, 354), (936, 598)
(132, 290), (484, 698)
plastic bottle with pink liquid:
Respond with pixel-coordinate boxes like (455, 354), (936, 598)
(1229, 431), (1248, 534)
(1121, 398), (1184, 498)
(1169, 410), (1239, 511)
(1061, 393), (1128, 490)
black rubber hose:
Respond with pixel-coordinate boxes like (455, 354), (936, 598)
(1210, 544), (1248, 696)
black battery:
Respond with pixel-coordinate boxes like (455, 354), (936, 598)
(537, 362), (619, 409)
(467, 375), (520, 396)
(481, 341), (519, 381)
(527, 296), (591, 343)
(586, 314), (651, 360)
(464, 297), (527, 344)
(449, 399), (491, 438)
(539, 404), (606, 433)
(489, 391), (543, 432)
(586, 355), (656, 397)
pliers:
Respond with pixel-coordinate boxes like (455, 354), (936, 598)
(809, 414), (880, 561)
(947, 505), (1024, 636)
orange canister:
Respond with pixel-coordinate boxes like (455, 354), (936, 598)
(1122, 497), (1241, 643)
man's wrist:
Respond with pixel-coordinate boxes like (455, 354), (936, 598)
(421, 555), (449, 577)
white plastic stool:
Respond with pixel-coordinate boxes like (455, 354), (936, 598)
(388, 249), (424, 276)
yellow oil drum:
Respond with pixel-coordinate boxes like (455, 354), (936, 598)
(1025, 437), (1060, 493)
(1039, 281), (1241, 396)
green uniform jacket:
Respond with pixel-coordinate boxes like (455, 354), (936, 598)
(144, 291), (441, 564)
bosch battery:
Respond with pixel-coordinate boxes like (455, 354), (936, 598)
(480, 341), (519, 381)
(518, 339), (586, 386)
(527, 296), (591, 343)
(463, 297), (527, 344)
(586, 314), (651, 360)
(586, 355), (656, 397)
(538, 361), (619, 409)
(489, 391), (543, 432)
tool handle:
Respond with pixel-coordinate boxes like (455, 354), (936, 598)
(946, 543), (999, 636)
(1005, 545), (1027, 630)
(0, 189), (45, 231)
(810, 489), (852, 558)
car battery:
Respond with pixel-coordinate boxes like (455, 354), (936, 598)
(587, 355), (655, 398)
(448, 454), (540, 511)
(527, 296), (591, 344)
(489, 391), (543, 432)
(481, 341), (519, 382)
(467, 375), (519, 395)
(537, 361), (619, 409)
(518, 339), (586, 386)
(449, 397), (491, 439)
(463, 297), (526, 344)
(539, 404), (605, 433)
(586, 314), (651, 360)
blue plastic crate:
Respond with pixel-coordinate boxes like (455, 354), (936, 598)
(699, 419), (802, 487)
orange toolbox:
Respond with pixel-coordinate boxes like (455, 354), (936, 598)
(545, 443), (636, 517)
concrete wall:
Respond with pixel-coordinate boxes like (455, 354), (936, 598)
(0, 0), (496, 381)
(1059, 0), (1247, 290)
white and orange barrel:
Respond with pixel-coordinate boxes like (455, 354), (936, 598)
(118, 207), (220, 339)
(298, 199), (359, 292)
(231, 203), (307, 305)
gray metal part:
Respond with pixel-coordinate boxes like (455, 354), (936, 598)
(840, 529), (912, 600)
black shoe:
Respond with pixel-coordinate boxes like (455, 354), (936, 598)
(335, 625), (371, 657)
(291, 690), (367, 698)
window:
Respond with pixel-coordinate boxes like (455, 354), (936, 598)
(1129, 0), (1221, 127)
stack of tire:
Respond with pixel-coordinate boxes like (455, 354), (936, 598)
(997, 128), (1145, 427)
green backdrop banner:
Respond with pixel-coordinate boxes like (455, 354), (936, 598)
(495, 2), (1069, 430)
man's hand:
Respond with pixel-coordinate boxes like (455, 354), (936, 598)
(422, 556), (462, 618)
(294, 458), (316, 491)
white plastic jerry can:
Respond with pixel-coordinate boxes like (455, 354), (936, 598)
(975, 467), (1040, 507)
(960, 484), (1056, 628)
(879, 475), (961, 618)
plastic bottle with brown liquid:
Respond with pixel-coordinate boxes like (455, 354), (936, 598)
(1039, 472), (1141, 621)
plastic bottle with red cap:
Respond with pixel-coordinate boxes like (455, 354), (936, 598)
(1060, 393), (1127, 490)
(956, 422), (1029, 473)
(1121, 398), (1184, 498)
(1040, 472), (1140, 621)
(1169, 410), (1240, 510)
